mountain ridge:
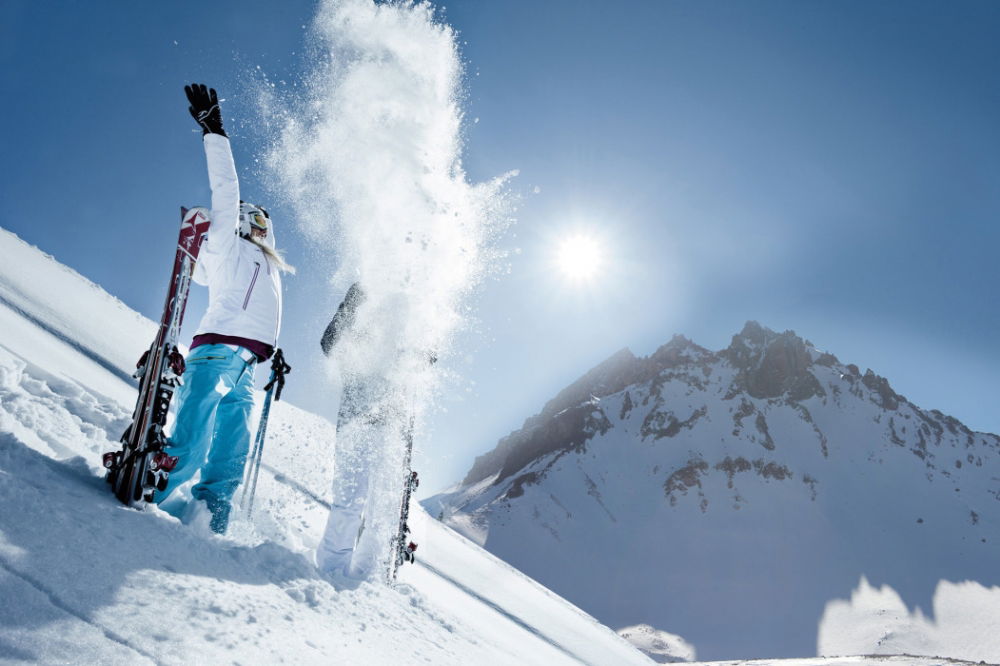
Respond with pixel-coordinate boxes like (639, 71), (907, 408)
(460, 321), (991, 497)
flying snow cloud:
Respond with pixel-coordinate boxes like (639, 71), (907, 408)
(267, 0), (513, 384)
(262, 0), (514, 573)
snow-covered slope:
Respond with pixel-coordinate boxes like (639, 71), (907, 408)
(427, 323), (1000, 662)
(0, 228), (154, 407)
(0, 227), (651, 665)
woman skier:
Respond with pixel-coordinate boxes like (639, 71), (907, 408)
(157, 83), (293, 534)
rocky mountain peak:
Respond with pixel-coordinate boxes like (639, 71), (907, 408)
(649, 333), (711, 371)
(730, 320), (774, 346)
(860, 368), (902, 410)
(724, 321), (808, 361)
(723, 321), (823, 400)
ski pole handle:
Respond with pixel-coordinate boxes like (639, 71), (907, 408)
(263, 348), (291, 401)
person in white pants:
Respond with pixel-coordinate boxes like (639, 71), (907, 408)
(316, 285), (428, 578)
(316, 284), (382, 576)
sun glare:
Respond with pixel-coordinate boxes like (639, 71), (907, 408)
(557, 234), (603, 281)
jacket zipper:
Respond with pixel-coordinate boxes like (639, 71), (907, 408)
(243, 262), (260, 310)
(257, 249), (279, 344)
(274, 280), (281, 343)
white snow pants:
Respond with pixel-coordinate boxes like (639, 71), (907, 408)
(316, 381), (404, 577)
(316, 432), (374, 575)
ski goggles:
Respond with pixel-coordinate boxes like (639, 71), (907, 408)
(249, 211), (269, 232)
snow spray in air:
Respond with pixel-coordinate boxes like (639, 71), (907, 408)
(267, 0), (513, 577)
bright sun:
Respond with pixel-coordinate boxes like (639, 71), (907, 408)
(556, 234), (603, 281)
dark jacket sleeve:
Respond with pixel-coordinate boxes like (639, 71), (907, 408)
(321, 283), (365, 356)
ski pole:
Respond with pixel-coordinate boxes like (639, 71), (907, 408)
(241, 348), (291, 517)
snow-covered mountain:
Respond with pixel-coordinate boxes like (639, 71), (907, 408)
(0, 227), (653, 665)
(427, 322), (1000, 661)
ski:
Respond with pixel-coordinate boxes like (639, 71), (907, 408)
(103, 206), (211, 506)
(389, 415), (419, 580)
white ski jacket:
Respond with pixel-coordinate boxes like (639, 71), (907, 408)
(191, 134), (282, 352)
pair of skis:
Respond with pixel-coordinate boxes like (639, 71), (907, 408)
(104, 207), (211, 506)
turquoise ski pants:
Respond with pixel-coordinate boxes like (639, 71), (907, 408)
(157, 343), (256, 533)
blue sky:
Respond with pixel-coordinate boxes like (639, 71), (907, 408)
(2, 0), (998, 494)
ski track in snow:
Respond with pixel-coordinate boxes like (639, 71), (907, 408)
(0, 287), (137, 387)
(0, 554), (160, 665)
(262, 461), (332, 509)
(416, 558), (583, 664)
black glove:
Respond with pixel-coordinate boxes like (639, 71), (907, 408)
(185, 83), (227, 137)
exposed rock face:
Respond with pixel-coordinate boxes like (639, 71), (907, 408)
(861, 368), (901, 410)
(722, 321), (824, 401)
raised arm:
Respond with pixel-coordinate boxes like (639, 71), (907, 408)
(185, 84), (239, 260)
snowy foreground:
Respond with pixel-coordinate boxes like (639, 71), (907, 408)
(1, 225), (995, 665)
(0, 226), (648, 664)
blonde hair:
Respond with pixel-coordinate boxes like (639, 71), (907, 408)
(248, 236), (296, 274)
